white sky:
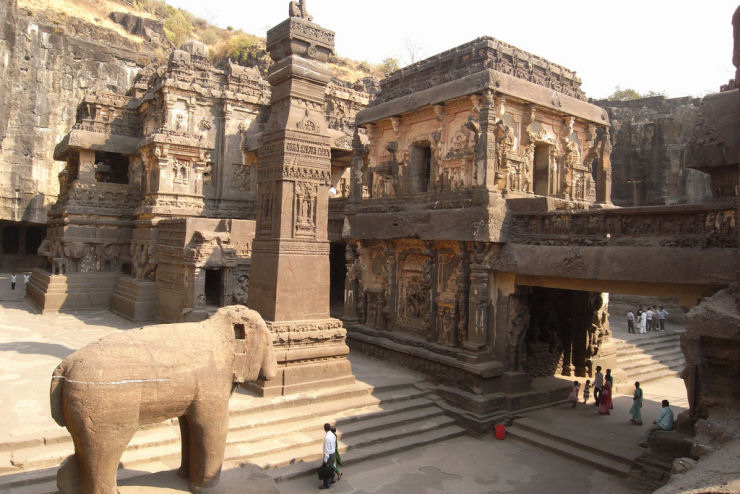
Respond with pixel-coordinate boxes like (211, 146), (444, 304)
(166, 0), (739, 99)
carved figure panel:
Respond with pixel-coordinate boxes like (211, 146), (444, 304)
(397, 253), (432, 337)
(294, 182), (318, 237)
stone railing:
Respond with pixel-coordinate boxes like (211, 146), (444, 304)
(53, 182), (138, 214)
(509, 203), (736, 248)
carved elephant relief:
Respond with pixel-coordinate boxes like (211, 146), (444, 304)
(50, 305), (277, 494)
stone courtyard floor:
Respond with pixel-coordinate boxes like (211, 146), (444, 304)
(0, 275), (688, 493)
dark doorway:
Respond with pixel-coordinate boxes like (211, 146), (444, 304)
(2, 226), (19, 254)
(205, 269), (222, 306)
(410, 144), (432, 193)
(329, 242), (346, 316)
(533, 144), (550, 196)
(25, 226), (46, 255)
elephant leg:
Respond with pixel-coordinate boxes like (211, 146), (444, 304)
(63, 392), (138, 494)
(186, 401), (229, 492)
(177, 415), (191, 479)
(68, 423), (137, 494)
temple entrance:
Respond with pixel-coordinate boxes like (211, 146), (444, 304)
(410, 143), (431, 193)
(329, 241), (345, 316)
(204, 268), (222, 306)
(522, 287), (605, 378)
(533, 144), (550, 196)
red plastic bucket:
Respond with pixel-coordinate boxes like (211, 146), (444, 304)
(494, 424), (506, 440)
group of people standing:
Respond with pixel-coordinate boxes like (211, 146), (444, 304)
(567, 366), (614, 414)
(627, 305), (668, 334)
(568, 370), (675, 448)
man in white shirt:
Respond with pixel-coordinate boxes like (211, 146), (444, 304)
(320, 423), (337, 489)
(645, 307), (655, 332)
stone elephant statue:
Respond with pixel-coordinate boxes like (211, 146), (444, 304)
(49, 305), (277, 494)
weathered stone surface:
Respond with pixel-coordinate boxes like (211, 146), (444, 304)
(598, 96), (713, 207)
(49, 305), (277, 494)
(0, 0), (159, 225)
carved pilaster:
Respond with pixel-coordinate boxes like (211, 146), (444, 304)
(466, 256), (490, 351)
(475, 89), (499, 188)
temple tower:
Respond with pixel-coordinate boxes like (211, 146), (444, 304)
(247, 2), (354, 395)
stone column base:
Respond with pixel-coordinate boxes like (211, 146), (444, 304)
(27, 269), (121, 312)
(110, 275), (156, 321)
(244, 318), (355, 396)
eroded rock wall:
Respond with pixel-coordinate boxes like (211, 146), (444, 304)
(597, 96), (713, 207)
(0, 0), (160, 224)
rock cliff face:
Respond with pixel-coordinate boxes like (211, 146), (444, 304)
(0, 0), (161, 224)
(597, 96), (713, 207)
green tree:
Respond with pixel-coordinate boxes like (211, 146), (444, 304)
(608, 86), (665, 101)
(380, 57), (400, 75)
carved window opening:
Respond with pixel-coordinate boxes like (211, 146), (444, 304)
(205, 268), (222, 306)
(533, 144), (550, 196)
(93, 152), (129, 184)
(410, 143), (432, 193)
(233, 323), (246, 340)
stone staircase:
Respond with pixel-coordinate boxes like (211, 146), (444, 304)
(0, 379), (466, 493)
(506, 416), (635, 478)
(612, 330), (685, 393)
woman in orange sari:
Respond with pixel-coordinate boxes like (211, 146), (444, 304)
(598, 380), (612, 415)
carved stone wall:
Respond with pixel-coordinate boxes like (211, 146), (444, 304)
(377, 37), (585, 103)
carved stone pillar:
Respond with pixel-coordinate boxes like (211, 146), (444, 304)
(350, 128), (364, 203)
(343, 244), (359, 321)
(596, 127), (612, 204)
(466, 261), (490, 351)
(476, 89), (499, 188)
(247, 5), (354, 396)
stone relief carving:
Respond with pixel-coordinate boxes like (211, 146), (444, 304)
(294, 182), (318, 236)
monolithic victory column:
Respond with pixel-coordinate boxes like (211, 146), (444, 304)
(246, 1), (355, 395)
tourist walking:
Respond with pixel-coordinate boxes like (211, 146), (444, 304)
(568, 381), (580, 408)
(593, 366), (604, 406)
(598, 380), (612, 415)
(639, 400), (674, 447)
(10, 273), (16, 290)
(627, 310), (635, 333)
(330, 426), (342, 481)
(658, 306), (668, 331)
(582, 379), (591, 404)
(23, 273), (30, 290)
(318, 423), (336, 489)
(639, 309), (647, 334)
(629, 382), (643, 425)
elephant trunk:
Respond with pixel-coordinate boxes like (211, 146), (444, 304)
(50, 361), (68, 427)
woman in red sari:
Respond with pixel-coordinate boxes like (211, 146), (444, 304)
(598, 380), (612, 415)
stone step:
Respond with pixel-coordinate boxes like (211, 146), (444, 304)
(619, 355), (685, 374)
(0, 383), (440, 490)
(614, 340), (682, 358)
(230, 411), (458, 469)
(616, 350), (682, 367)
(263, 423), (467, 482)
(611, 333), (682, 347)
(616, 352), (684, 370)
(507, 419), (633, 478)
(119, 400), (442, 469)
